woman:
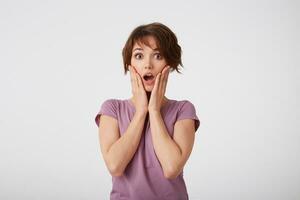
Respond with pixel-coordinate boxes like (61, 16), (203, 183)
(95, 22), (200, 200)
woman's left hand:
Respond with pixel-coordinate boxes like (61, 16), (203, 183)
(148, 65), (170, 112)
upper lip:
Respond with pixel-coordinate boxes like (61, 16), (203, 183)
(143, 72), (154, 78)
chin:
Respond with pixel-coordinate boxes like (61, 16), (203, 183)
(145, 86), (153, 92)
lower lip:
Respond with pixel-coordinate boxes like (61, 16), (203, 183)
(144, 77), (155, 86)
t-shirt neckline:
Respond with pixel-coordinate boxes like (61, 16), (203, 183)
(126, 98), (173, 111)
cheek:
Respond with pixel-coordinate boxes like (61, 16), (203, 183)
(156, 62), (167, 71)
(130, 63), (142, 76)
(130, 57), (138, 67)
(133, 67), (143, 78)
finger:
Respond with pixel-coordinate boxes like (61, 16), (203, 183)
(131, 65), (140, 88)
(129, 65), (138, 93)
(153, 73), (161, 94)
(162, 65), (170, 82)
(160, 70), (165, 89)
(129, 65), (134, 86)
(134, 71), (140, 88)
(161, 66), (170, 94)
(159, 66), (168, 93)
(136, 72), (145, 91)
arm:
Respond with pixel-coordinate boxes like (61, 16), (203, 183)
(98, 111), (147, 176)
(149, 111), (196, 179)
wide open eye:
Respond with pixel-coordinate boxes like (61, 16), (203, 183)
(134, 53), (143, 59)
(154, 53), (163, 60)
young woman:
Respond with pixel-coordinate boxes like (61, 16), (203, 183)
(95, 22), (200, 200)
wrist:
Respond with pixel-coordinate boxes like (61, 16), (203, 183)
(135, 109), (148, 117)
(148, 109), (160, 115)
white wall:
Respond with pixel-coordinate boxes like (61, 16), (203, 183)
(0, 0), (299, 199)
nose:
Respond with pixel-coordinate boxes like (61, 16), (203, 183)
(144, 65), (153, 70)
(144, 58), (153, 70)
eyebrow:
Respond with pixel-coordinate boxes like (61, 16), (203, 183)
(133, 47), (159, 52)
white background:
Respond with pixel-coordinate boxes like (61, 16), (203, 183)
(0, 0), (299, 199)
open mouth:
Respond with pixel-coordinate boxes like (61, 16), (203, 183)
(142, 74), (155, 85)
(143, 74), (154, 81)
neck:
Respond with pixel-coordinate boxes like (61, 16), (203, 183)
(130, 93), (168, 106)
(146, 91), (151, 102)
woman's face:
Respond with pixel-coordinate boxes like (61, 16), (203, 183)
(130, 36), (168, 92)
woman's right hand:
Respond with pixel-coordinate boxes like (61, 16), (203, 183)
(129, 65), (148, 115)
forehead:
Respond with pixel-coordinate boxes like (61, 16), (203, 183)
(132, 35), (160, 51)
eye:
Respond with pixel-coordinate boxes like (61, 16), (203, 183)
(154, 53), (163, 60)
(134, 53), (143, 59)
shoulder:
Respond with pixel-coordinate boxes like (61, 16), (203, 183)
(102, 98), (115, 103)
(102, 98), (120, 104)
(100, 98), (133, 113)
(96, 98), (124, 117)
(180, 100), (197, 110)
(101, 98), (122, 108)
(95, 98), (124, 127)
(177, 99), (195, 106)
(172, 99), (200, 131)
(170, 99), (197, 111)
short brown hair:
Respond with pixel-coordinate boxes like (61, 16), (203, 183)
(122, 22), (183, 75)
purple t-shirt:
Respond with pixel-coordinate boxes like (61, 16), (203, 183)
(95, 98), (200, 200)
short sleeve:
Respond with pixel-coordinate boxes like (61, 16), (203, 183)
(94, 99), (118, 127)
(176, 100), (200, 132)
